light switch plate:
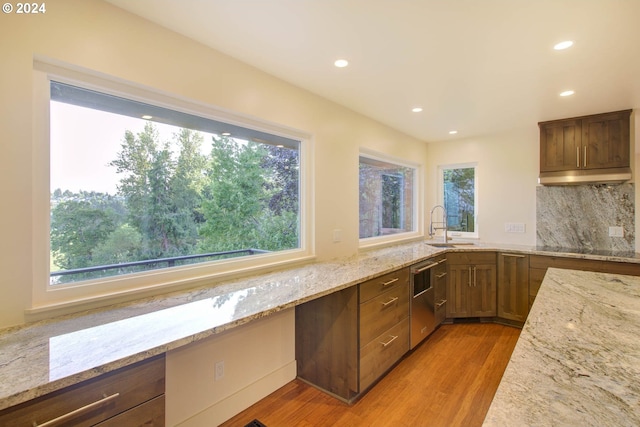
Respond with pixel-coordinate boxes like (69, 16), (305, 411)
(505, 223), (526, 233)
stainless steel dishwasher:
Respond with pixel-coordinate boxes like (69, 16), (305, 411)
(410, 258), (439, 349)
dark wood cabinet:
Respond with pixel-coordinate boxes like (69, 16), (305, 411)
(497, 253), (529, 323)
(446, 252), (496, 319)
(528, 255), (640, 309)
(539, 110), (631, 173)
(0, 355), (165, 427)
(582, 111), (631, 169)
(295, 268), (409, 403)
(539, 118), (582, 172)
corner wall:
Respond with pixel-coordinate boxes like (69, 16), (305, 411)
(0, 0), (428, 328)
(426, 126), (539, 245)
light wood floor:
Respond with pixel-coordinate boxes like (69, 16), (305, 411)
(221, 322), (520, 427)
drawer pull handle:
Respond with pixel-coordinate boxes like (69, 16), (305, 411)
(381, 297), (399, 307)
(34, 392), (120, 427)
(382, 278), (399, 287)
(501, 253), (526, 258)
(436, 272), (447, 279)
(435, 299), (448, 308)
(415, 264), (437, 273)
(380, 335), (398, 347)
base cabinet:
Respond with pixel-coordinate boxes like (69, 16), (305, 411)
(295, 268), (409, 402)
(446, 252), (497, 318)
(497, 253), (530, 323)
(0, 355), (165, 427)
(529, 255), (640, 308)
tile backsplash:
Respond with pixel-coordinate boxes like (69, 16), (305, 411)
(536, 183), (635, 252)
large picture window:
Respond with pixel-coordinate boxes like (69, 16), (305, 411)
(49, 81), (302, 286)
(359, 154), (417, 240)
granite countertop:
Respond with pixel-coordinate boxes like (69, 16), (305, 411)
(1, 240), (639, 411)
(483, 268), (640, 426)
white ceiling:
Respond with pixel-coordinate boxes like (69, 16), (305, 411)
(105, 0), (640, 143)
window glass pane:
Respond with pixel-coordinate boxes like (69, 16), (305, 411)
(443, 167), (475, 232)
(50, 82), (300, 285)
(359, 156), (415, 238)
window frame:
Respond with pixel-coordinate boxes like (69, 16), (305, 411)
(30, 60), (314, 314)
(437, 162), (479, 240)
(358, 149), (422, 249)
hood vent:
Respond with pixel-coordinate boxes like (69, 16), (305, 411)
(538, 167), (632, 185)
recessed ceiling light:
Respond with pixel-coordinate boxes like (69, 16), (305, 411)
(560, 90), (575, 97)
(412, 107), (423, 113)
(554, 40), (574, 50)
(142, 115), (153, 120)
(449, 130), (458, 135)
(334, 59), (349, 68)
(221, 132), (231, 136)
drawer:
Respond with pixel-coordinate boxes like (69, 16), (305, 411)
(360, 319), (409, 392)
(447, 252), (496, 265)
(359, 268), (409, 303)
(0, 355), (165, 427)
(529, 255), (600, 271)
(359, 285), (409, 345)
(95, 395), (165, 426)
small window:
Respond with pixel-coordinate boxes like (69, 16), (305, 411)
(49, 81), (302, 285)
(359, 154), (417, 240)
(440, 164), (477, 238)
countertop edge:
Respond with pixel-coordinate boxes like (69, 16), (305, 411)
(1, 241), (639, 410)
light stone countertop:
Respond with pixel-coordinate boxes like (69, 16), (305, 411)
(483, 268), (640, 426)
(0, 240), (639, 411)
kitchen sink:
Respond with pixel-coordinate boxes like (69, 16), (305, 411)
(427, 242), (477, 248)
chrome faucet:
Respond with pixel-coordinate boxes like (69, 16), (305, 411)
(429, 205), (449, 243)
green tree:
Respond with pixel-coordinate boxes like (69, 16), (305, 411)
(50, 199), (117, 270)
(92, 224), (143, 266)
(200, 136), (269, 251)
(200, 136), (300, 252)
(169, 128), (206, 250)
(110, 123), (206, 259)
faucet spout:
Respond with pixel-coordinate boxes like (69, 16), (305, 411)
(429, 205), (448, 243)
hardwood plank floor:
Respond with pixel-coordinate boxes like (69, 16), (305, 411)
(221, 323), (520, 427)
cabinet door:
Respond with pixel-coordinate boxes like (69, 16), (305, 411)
(497, 253), (529, 322)
(446, 264), (472, 318)
(469, 264), (497, 317)
(582, 110), (630, 170)
(539, 119), (581, 172)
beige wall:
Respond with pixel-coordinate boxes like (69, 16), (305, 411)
(166, 308), (296, 426)
(426, 126), (539, 245)
(0, 0), (428, 329)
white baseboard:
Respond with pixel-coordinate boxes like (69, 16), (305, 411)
(175, 360), (297, 427)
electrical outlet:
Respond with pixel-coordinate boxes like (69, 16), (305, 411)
(215, 360), (224, 381)
(608, 226), (624, 237)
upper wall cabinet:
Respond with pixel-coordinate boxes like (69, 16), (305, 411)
(538, 109), (632, 185)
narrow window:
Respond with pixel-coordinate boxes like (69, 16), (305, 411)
(441, 164), (477, 237)
(49, 81), (301, 285)
(359, 155), (416, 239)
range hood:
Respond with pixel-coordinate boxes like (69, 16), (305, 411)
(538, 167), (632, 185)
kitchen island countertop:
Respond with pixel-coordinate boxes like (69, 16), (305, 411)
(1, 240), (639, 411)
(483, 267), (640, 426)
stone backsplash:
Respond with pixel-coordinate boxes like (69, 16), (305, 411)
(536, 183), (635, 252)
